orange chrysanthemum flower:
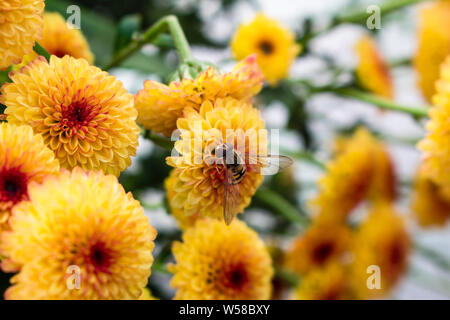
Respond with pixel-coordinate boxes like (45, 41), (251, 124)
(169, 219), (273, 299)
(355, 35), (393, 99)
(1, 56), (139, 176)
(165, 98), (266, 222)
(231, 14), (301, 85)
(135, 55), (263, 137)
(312, 128), (395, 223)
(414, 0), (450, 102)
(351, 204), (410, 299)
(284, 222), (352, 275)
(411, 167), (450, 227)
(0, 0), (44, 70)
(0, 168), (157, 300)
(0, 123), (59, 226)
(40, 12), (94, 63)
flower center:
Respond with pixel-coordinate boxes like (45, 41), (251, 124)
(312, 242), (334, 265)
(61, 100), (94, 130)
(259, 40), (274, 55)
(87, 242), (114, 273)
(389, 241), (405, 266)
(226, 264), (248, 290)
(51, 50), (67, 59)
(0, 168), (28, 206)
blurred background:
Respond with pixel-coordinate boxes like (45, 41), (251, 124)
(8, 0), (446, 299)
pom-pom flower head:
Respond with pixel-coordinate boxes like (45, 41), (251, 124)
(351, 204), (410, 299)
(312, 128), (396, 222)
(231, 14), (301, 85)
(0, 123), (59, 226)
(0, 168), (157, 300)
(169, 219), (273, 300)
(418, 56), (450, 198)
(0, 0), (44, 70)
(135, 55), (263, 137)
(414, 0), (450, 102)
(40, 12), (94, 63)
(355, 35), (393, 99)
(284, 222), (352, 275)
(166, 98), (266, 222)
(1, 55), (139, 176)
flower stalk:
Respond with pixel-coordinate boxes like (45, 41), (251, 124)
(33, 42), (50, 61)
(103, 15), (192, 71)
(333, 88), (430, 118)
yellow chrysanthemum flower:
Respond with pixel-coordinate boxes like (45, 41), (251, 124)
(165, 98), (266, 222)
(231, 14), (301, 85)
(418, 56), (450, 198)
(41, 12), (94, 64)
(135, 55), (263, 137)
(0, 0), (44, 70)
(411, 167), (450, 227)
(414, 0), (450, 102)
(351, 204), (410, 299)
(312, 128), (395, 222)
(0, 168), (157, 300)
(295, 263), (351, 300)
(0, 123), (59, 226)
(1, 56), (139, 176)
(355, 35), (393, 99)
(284, 222), (352, 275)
(169, 219), (273, 300)
(165, 170), (202, 230)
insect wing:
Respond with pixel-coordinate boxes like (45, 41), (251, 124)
(247, 154), (293, 175)
(223, 167), (240, 225)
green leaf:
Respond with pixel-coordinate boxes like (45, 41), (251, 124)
(114, 14), (142, 55)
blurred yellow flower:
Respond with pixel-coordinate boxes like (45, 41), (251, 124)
(284, 222), (352, 275)
(231, 14), (301, 85)
(414, 0), (450, 102)
(166, 98), (265, 222)
(351, 204), (410, 299)
(40, 12), (94, 63)
(355, 35), (393, 99)
(165, 170), (202, 230)
(411, 167), (450, 227)
(419, 56), (450, 198)
(135, 55), (263, 137)
(313, 128), (395, 222)
(0, 123), (59, 226)
(169, 219), (273, 299)
(0, 0), (44, 70)
(0, 168), (157, 300)
(1, 56), (139, 176)
(295, 263), (351, 300)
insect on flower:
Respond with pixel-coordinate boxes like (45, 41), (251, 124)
(207, 142), (293, 225)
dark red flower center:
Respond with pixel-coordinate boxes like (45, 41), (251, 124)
(259, 40), (274, 55)
(0, 167), (28, 206)
(389, 241), (405, 266)
(61, 99), (97, 131)
(226, 264), (248, 290)
(312, 242), (334, 265)
(86, 242), (114, 274)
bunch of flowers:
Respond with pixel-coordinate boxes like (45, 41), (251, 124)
(0, 0), (448, 301)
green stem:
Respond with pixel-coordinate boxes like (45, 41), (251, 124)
(333, 88), (430, 118)
(152, 263), (171, 275)
(144, 130), (174, 150)
(255, 187), (309, 228)
(335, 0), (429, 25)
(141, 201), (164, 211)
(104, 15), (192, 70)
(414, 241), (450, 271)
(33, 42), (50, 61)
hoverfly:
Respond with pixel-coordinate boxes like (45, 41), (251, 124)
(209, 143), (293, 225)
